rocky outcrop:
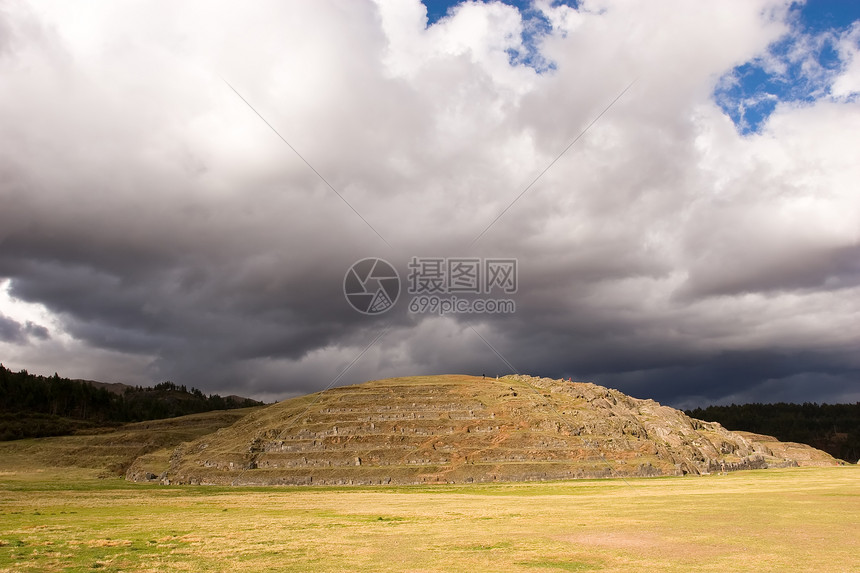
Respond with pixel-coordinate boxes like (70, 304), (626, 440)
(127, 374), (842, 486)
(733, 431), (846, 467)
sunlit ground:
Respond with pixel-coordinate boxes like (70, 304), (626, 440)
(0, 466), (857, 572)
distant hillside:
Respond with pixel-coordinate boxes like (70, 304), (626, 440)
(0, 364), (263, 441)
(0, 407), (262, 477)
(686, 403), (860, 463)
(77, 379), (134, 394)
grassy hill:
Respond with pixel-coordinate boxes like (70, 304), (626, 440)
(0, 375), (854, 572)
(0, 407), (264, 479)
(132, 374), (842, 486)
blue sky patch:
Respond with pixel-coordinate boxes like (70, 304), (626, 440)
(795, 0), (860, 34)
(422, 1), (859, 134)
(715, 1), (860, 135)
(422, 0), (579, 71)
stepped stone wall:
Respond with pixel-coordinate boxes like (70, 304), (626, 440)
(127, 375), (842, 486)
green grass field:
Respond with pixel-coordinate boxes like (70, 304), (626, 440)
(1, 465), (857, 572)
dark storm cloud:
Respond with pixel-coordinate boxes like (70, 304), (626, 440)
(1, 0), (858, 405)
(24, 320), (49, 340)
(0, 211), (394, 390)
(0, 313), (49, 344)
(0, 314), (26, 344)
(677, 206), (860, 300)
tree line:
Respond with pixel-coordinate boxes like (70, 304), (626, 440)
(0, 364), (262, 441)
(687, 402), (860, 463)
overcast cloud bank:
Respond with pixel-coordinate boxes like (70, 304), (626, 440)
(1, 0), (858, 406)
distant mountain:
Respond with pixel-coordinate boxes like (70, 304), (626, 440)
(0, 364), (263, 441)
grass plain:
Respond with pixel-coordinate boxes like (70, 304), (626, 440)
(1, 464), (857, 572)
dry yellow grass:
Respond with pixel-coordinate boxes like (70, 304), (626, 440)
(1, 466), (857, 572)
(0, 407), (261, 479)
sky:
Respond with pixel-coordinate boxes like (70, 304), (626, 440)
(1, 0), (859, 408)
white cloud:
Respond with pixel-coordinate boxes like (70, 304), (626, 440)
(0, 0), (857, 403)
(832, 22), (860, 99)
